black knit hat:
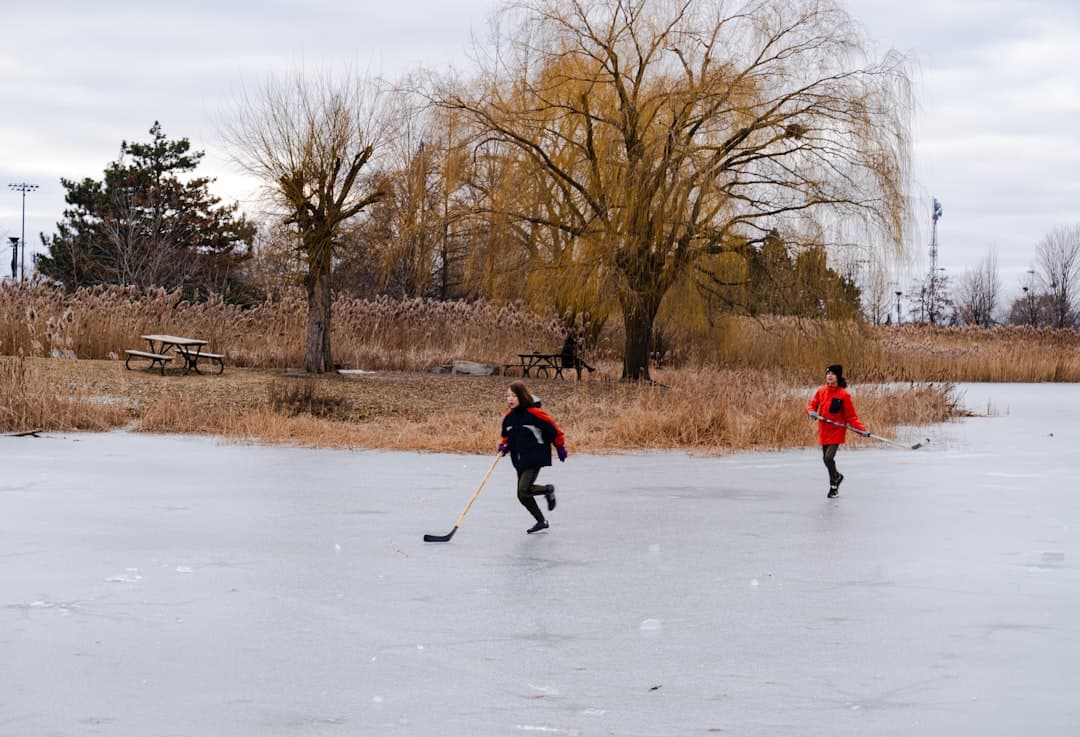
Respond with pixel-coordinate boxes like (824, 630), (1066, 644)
(825, 364), (847, 388)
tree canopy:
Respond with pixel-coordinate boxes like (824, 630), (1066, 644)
(38, 122), (256, 299)
(437, 0), (913, 379)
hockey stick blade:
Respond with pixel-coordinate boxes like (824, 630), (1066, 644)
(423, 526), (458, 543)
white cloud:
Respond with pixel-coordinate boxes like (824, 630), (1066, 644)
(2, 0), (1077, 295)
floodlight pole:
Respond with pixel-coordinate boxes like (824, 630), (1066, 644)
(7, 236), (17, 280)
(9, 182), (39, 281)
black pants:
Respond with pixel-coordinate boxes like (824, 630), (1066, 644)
(821, 444), (840, 485)
(516, 467), (548, 522)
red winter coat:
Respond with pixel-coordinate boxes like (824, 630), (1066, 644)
(806, 385), (867, 445)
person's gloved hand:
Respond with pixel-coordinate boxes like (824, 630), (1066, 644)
(557, 446), (568, 462)
(859, 429), (872, 438)
(808, 411), (820, 420)
(497, 442), (508, 455)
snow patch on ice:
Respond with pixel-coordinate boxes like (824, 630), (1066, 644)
(639, 618), (663, 635)
(528, 683), (559, 695)
(106, 568), (142, 583)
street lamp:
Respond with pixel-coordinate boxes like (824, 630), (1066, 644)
(8, 182), (38, 281)
(7, 236), (17, 280)
(895, 290), (903, 325)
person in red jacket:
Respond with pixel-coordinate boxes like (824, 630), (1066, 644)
(806, 364), (869, 498)
(499, 381), (568, 533)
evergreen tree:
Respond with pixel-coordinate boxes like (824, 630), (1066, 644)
(38, 122), (256, 300)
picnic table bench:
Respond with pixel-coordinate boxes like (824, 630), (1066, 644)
(124, 349), (174, 375)
(504, 353), (569, 379)
(125, 334), (224, 375)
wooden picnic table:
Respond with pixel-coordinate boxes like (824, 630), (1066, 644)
(124, 334), (224, 375)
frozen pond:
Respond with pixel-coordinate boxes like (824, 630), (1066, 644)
(2, 383), (1078, 736)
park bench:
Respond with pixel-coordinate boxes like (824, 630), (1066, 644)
(188, 352), (225, 375)
(124, 349), (174, 375)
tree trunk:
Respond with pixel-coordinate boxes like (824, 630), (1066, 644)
(304, 249), (333, 374)
(621, 293), (660, 382)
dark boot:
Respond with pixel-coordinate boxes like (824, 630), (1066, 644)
(527, 519), (549, 534)
(544, 484), (556, 511)
(827, 473), (843, 498)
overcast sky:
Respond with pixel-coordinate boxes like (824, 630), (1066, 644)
(3, 0), (1078, 295)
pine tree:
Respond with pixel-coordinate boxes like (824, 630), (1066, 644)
(38, 122), (256, 300)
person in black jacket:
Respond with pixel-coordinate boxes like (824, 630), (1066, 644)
(559, 332), (595, 380)
(499, 381), (568, 533)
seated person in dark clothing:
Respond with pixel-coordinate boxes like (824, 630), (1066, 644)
(559, 333), (595, 379)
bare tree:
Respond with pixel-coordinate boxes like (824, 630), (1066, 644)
(955, 248), (1000, 327)
(1034, 225), (1080, 329)
(861, 253), (894, 325)
(436, 0), (913, 380)
(907, 268), (954, 325)
(1006, 268), (1040, 326)
(224, 71), (390, 372)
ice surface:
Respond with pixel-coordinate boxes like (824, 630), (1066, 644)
(1, 383), (1079, 736)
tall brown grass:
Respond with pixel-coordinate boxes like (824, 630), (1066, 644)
(670, 316), (1080, 384)
(0, 282), (566, 371)
(4, 282), (1078, 381)
(2, 356), (957, 454)
(0, 282), (1054, 449)
(555, 368), (960, 451)
(0, 357), (128, 432)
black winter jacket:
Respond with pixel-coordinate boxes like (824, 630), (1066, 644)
(500, 406), (565, 471)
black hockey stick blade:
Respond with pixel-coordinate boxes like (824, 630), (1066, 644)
(423, 525), (459, 543)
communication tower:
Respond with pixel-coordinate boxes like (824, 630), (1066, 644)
(928, 198), (942, 323)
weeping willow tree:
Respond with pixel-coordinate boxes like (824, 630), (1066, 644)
(461, 135), (616, 338)
(437, 0), (913, 380)
(335, 99), (479, 301)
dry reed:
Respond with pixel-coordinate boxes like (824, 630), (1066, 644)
(3, 282), (1080, 382)
(3, 358), (957, 454)
(0, 282), (1048, 450)
(0, 356), (129, 432)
